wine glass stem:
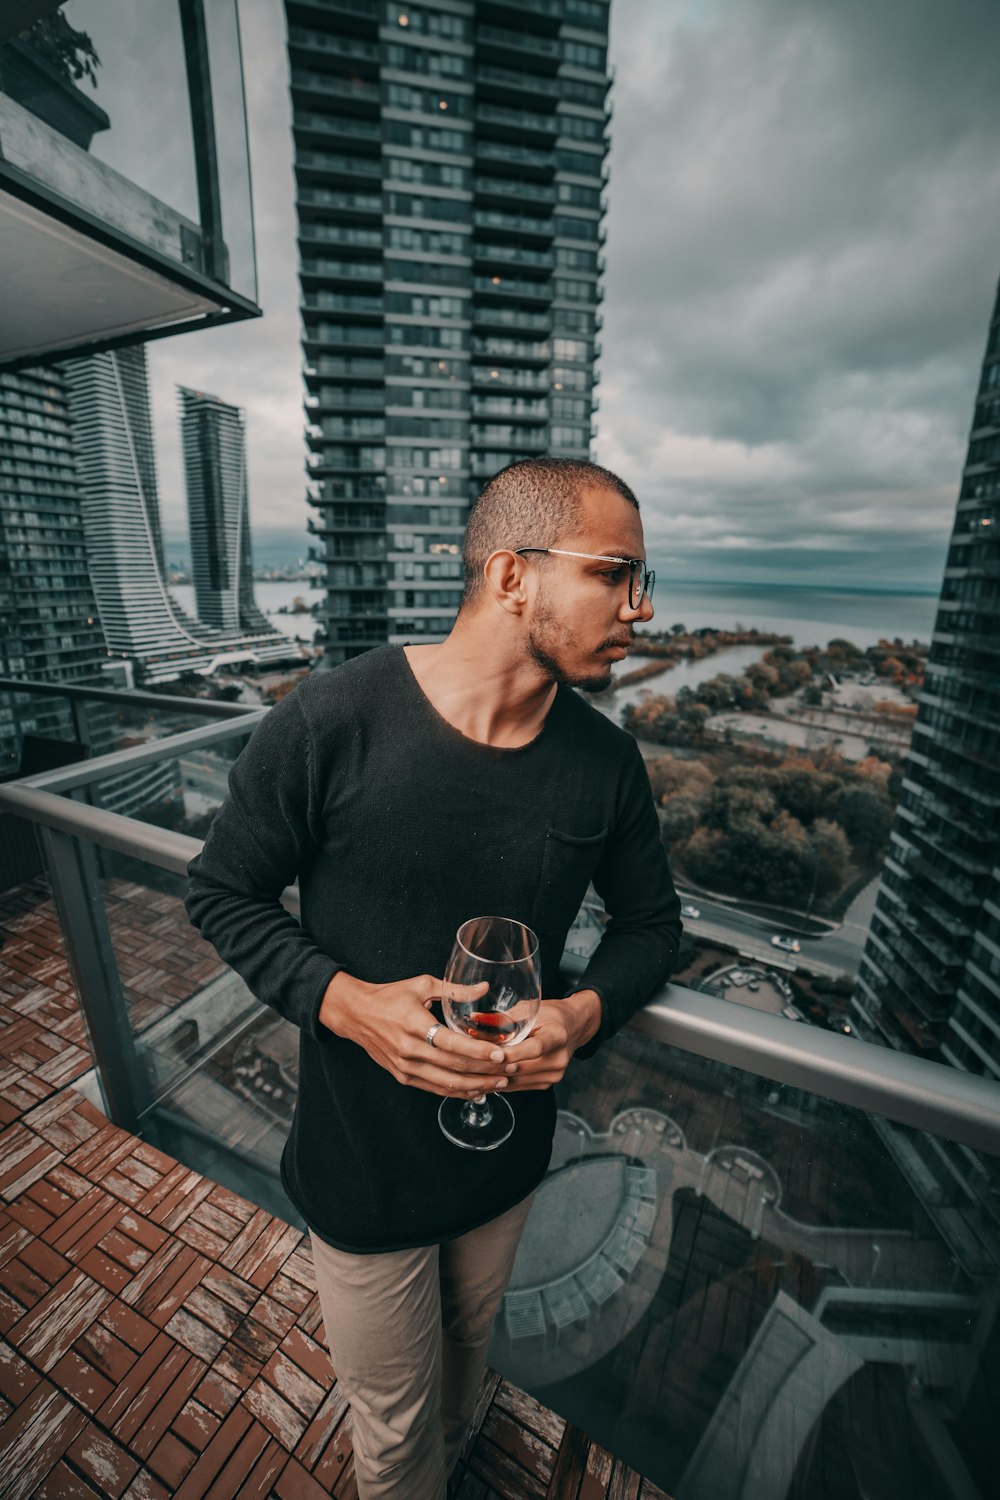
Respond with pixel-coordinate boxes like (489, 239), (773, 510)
(462, 1095), (492, 1128)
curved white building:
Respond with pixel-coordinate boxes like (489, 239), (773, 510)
(66, 348), (297, 683)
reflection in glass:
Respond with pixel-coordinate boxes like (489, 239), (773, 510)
(491, 1026), (998, 1500)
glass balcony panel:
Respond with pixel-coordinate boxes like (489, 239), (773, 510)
(489, 1024), (1000, 1500)
(1, 1), (257, 301)
(7, 1), (194, 218)
(201, 0), (257, 301)
(79, 724), (253, 827)
(0, 687), (79, 778)
(86, 849), (299, 1223)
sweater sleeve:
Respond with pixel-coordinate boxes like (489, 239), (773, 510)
(185, 688), (342, 1043)
(574, 739), (682, 1054)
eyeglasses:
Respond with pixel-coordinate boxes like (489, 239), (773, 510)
(514, 547), (655, 611)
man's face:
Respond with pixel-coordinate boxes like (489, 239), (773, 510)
(524, 485), (654, 693)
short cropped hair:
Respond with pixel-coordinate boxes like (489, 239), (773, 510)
(461, 457), (638, 604)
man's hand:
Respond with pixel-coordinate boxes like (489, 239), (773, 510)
(319, 970), (512, 1098)
(502, 989), (603, 1092)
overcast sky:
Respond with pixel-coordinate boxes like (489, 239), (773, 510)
(125, 0), (1000, 588)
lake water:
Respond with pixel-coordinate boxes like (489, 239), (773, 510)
(169, 578), (939, 657)
(652, 581), (937, 649)
(169, 583), (318, 645)
(604, 643), (767, 719)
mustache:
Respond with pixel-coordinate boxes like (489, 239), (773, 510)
(596, 634), (635, 651)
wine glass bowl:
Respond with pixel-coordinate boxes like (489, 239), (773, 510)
(438, 916), (541, 1151)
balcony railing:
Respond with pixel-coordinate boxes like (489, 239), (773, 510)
(0, 708), (995, 1157)
(2, 683), (1000, 1498)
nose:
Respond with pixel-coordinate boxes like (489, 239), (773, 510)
(619, 588), (654, 624)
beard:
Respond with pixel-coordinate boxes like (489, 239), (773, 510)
(527, 634), (616, 693)
(526, 595), (630, 693)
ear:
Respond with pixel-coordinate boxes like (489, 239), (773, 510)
(482, 548), (531, 616)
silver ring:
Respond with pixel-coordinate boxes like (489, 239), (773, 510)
(425, 1023), (441, 1048)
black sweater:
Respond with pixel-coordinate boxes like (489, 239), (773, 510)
(185, 647), (681, 1251)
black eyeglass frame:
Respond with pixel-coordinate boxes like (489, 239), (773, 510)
(514, 547), (655, 611)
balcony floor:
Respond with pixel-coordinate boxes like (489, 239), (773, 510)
(0, 878), (671, 1499)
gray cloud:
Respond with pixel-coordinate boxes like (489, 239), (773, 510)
(597, 0), (1000, 584)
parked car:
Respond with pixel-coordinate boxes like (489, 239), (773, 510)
(771, 934), (801, 953)
(681, 902), (701, 920)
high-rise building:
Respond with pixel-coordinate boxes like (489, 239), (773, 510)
(287, 0), (611, 664)
(0, 365), (109, 768)
(178, 386), (277, 639)
(851, 276), (1000, 1275)
(853, 274), (1000, 1074)
(66, 348), (297, 684)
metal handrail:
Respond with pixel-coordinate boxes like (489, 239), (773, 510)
(2, 717), (263, 794)
(0, 676), (258, 720)
(2, 776), (999, 1159)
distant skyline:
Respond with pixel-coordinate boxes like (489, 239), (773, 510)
(86, 0), (1000, 589)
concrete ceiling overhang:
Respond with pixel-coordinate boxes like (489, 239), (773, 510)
(0, 189), (221, 364)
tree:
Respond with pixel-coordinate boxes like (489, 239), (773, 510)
(831, 785), (894, 860)
(659, 795), (701, 847)
(646, 757), (712, 802)
(771, 767), (840, 824)
(807, 819), (851, 896)
(704, 781), (777, 830)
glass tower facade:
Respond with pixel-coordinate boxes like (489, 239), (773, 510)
(0, 365), (109, 768)
(287, 0), (611, 664)
(178, 386), (278, 639)
(853, 275), (1000, 1073)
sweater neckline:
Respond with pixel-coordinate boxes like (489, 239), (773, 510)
(395, 646), (558, 757)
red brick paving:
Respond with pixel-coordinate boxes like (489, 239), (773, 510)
(0, 878), (670, 1497)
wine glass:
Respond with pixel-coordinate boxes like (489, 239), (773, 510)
(438, 915), (541, 1151)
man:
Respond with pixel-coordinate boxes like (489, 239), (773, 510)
(185, 457), (681, 1498)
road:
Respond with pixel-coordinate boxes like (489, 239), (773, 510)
(678, 889), (872, 979)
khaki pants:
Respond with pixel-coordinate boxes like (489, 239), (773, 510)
(309, 1193), (534, 1500)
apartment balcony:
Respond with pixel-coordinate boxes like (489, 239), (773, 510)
(299, 257), (383, 284)
(472, 207), (555, 240)
(472, 305), (551, 337)
(472, 334), (552, 363)
(471, 396), (549, 421)
(478, 0), (563, 19)
(475, 63), (558, 103)
(475, 102), (560, 141)
(474, 273), (552, 302)
(309, 387), (385, 414)
(472, 367), (549, 394)
(474, 174), (556, 205)
(473, 241), (555, 269)
(288, 67), (381, 108)
(292, 109), (383, 147)
(0, 2), (261, 370)
(296, 184), (383, 217)
(476, 24), (562, 64)
(298, 220), (383, 249)
(290, 0), (386, 18)
(302, 321), (385, 352)
(471, 425), (548, 449)
(286, 22), (379, 65)
(475, 139), (556, 174)
(1, 683), (999, 1497)
(295, 147), (381, 182)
